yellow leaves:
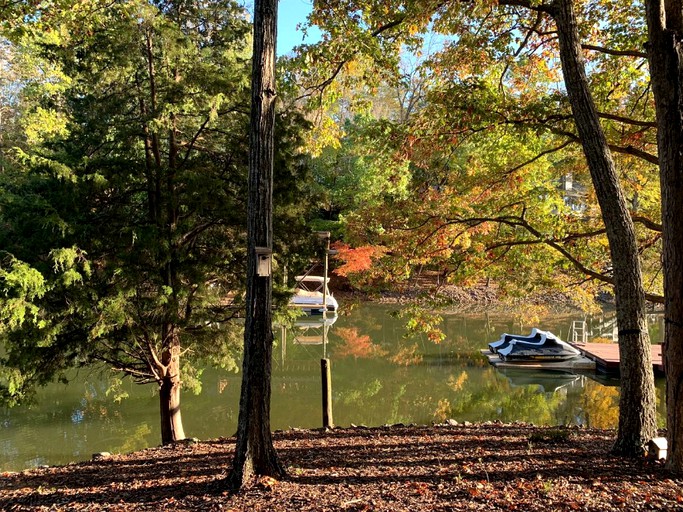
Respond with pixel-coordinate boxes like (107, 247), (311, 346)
(22, 107), (70, 146)
(433, 398), (451, 422)
(344, 59), (359, 75)
(512, 305), (546, 326)
(447, 371), (469, 392)
(389, 343), (423, 366)
(581, 380), (619, 428)
(304, 115), (344, 157)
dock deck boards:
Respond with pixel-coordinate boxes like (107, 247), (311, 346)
(574, 343), (663, 372)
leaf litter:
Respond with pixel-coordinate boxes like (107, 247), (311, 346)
(1, 423), (682, 511)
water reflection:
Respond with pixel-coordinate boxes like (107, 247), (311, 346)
(498, 368), (584, 393)
(0, 304), (666, 471)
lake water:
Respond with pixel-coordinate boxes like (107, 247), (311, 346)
(0, 304), (666, 472)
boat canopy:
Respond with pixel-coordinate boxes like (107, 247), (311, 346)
(295, 276), (330, 283)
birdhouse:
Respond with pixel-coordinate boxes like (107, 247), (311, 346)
(255, 247), (272, 277)
(647, 437), (667, 460)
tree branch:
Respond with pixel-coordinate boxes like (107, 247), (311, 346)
(295, 15), (408, 101)
(582, 44), (648, 59)
(632, 215), (662, 232)
(598, 111), (656, 128)
(415, 213), (664, 303)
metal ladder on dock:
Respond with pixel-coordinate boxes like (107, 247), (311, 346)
(570, 320), (588, 344)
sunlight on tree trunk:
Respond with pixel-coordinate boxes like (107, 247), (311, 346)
(645, 0), (683, 472)
(159, 341), (185, 444)
(551, 0), (656, 456)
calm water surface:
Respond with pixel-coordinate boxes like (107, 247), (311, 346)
(0, 304), (665, 471)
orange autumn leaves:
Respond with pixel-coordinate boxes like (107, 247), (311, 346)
(333, 327), (426, 366)
(331, 242), (387, 277)
(334, 327), (387, 359)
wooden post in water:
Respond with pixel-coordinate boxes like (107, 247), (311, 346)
(280, 325), (287, 365)
(321, 358), (333, 428)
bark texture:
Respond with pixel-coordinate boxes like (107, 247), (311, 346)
(645, 0), (683, 472)
(550, 0), (656, 455)
(159, 341), (185, 444)
(227, 0), (284, 488)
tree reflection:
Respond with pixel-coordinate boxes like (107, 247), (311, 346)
(334, 327), (387, 359)
(2, 304), (666, 471)
(580, 381), (620, 428)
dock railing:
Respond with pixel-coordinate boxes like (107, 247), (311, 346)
(569, 320), (588, 344)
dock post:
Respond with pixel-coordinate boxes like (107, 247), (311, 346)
(321, 358), (334, 429)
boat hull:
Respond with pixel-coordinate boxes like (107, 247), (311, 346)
(492, 330), (581, 362)
(289, 295), (339, 315)
(289, 275), (339, 315)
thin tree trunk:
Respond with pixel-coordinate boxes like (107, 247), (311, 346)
(551, 0), (656, 455)
(645, 0), (683, 472)
(159, 338), (185, 444)
(228, 0), (283, 489)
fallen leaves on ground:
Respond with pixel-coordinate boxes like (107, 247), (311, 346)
(1, 423), (682, 511)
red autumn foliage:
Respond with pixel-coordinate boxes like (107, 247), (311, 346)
(332, 242), (387, 277)
(333, 327), (387, 359)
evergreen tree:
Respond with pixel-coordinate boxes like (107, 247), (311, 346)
(0, 0), (311, 444)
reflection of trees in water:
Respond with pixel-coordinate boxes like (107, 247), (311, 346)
(430, 369), (565, 425)
(326, 306), (665, 431)
(579, 381), (620, 429)
(333, 327), (387, 359)
(5, 305), (666, 471)
(390, 344), (423, 366)
(114, 423), (153, 454)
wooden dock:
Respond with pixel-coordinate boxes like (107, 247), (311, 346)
(481, 343), (664, 374)
(573, 343), (663, 373)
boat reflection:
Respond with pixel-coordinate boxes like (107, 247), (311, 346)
(292, 314), (338, 346)
(278, 313), (338, 362)
(497, 367), (585, 393)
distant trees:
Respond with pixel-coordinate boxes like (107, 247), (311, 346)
(296, 1), (662, 306)
(298, 0), (659, 455)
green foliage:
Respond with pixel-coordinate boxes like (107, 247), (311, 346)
(0, 0), (312, 407)
(392, 305), (446, 344)
(105, 376), (130, 404)
(307, 115), (410, 219)
(293, 0), (661, 308)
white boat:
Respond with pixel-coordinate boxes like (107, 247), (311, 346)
(488, 328), (549, 353)
(488, 329), (580, 362)
(289, 275), (338, 315)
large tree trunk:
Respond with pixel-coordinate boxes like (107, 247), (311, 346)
(551, 0), (657, 455)
(159, 341), (185, 444)
(645, 0), (683, 472)
(227, 0), (283, 489)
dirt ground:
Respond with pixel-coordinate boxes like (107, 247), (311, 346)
(1, 423), (681, 511)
